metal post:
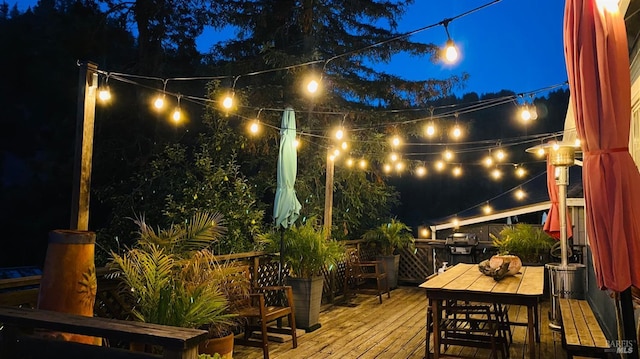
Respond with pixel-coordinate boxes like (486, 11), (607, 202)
(70, 62), (98, 230)
(556, 166), (569, 267)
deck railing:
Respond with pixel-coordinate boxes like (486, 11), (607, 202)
(0, 242), (444, 317)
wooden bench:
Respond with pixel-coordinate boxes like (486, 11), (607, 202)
(559, 298), (611, 359)
(0, 305), (208, 359)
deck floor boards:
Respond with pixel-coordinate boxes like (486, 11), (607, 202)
(233, 285), (569, 359)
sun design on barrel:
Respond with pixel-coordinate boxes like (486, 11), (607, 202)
(78, 265), (97, 307)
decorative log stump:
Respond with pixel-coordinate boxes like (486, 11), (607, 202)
(37, 229), (100, 345)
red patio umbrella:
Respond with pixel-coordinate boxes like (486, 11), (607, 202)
(564, 0), (640, 293)
(543, 158), (573, 241)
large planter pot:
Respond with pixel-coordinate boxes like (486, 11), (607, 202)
(287, 275), (323, 331)
(377, 254), (400, 289)
(199, 333), (234, 358)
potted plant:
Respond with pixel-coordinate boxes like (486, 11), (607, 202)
(490, 223), (556, 264)
(259, 218), (344, 331)
(363, 218), (415, 289)
(108, 211), (245, 358)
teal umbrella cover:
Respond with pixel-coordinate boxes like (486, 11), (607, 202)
(274, 107), (302, 228)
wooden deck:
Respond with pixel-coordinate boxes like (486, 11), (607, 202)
(233, 285), (569, 359)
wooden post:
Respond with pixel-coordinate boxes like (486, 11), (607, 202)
(323, 150), (334, 239)
(70, 62), (98, 230)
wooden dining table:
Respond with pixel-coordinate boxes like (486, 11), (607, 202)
(419, 263), (545, 359)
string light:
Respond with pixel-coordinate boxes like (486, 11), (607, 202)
(346, 158), (354, 167)
(420, 227), (430, 238)
(395, 162), (405, 172)
(153, 79), (168, 110)
(452, 166), (462, 177)
(443, 149), (454, 161)
(98, 75), (111, 102)
(491, 168), (502, 180)
(515, 165), (526, 178)
(435, 160), (445, 171)
(416, 165), (427, 177)
(248, 120), (260, 134)
(425, 123), (437, 137)
(494, 148), (506, 161)
(515, 188), (526, 200)
(391, 135), (402, 148)
(335, 128), (345, 140)
(483, 155), (494, 167)
(441, 20), (459, 64)
(383, 164), (392, 173)
(390, 153), (399, 162)
(483, 203), (492, 214)
(359, 159), (367, 169)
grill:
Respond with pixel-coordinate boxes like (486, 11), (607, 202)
(445, 233), (479, 255)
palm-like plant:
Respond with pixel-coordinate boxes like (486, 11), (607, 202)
(259, 219), (344, 278)
(109, 211), (239, 332)
(490, 223), (556, 262)
(363, 218), (415, 256)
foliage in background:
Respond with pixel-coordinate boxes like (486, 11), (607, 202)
(490, 223), (556, 263)
(259, 218), (344, 278)
(363, 218), (415, 256)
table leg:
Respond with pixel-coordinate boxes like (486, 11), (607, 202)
(432, 300), (441, 359)
(527, 304), (536, 359)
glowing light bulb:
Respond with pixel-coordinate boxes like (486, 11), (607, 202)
(491, 168), (502, 180)
(443, 150), (454, 161)
(420, 228), (430, 238)
(483, 156), (494, 167)
(307, 79), (319, 94)
(359, 159), (367, 169)
(383, 164), (392, 173)
(395, 162), (405, 172)
(172, 108), (181, 122)
(390, 153), (398, 162)
(333, 149), (340, 157)
(335, 128), (344, 140)
(341, 141), (348, 150)
(516, 167), (526, 178)
(222, 95), (233, 109)
(575, 138), (581, 147)
(444, 39), (458, 63)
(346, 158), (354, 167)
(483, 205), (492, 214)
(452, 166), (462, 177)
(416, 166), (427, 177)
(452, 218), (460, 228)
(329, 154), (336, 161)
(249, 120), (260, 134)
(98, 87), (111, 102)
(451, 126), (462, 139)
(391, 136), (401, 147)
(521, 107), (532, 121)
(536, 147), (546, 157)
(425, 124), (436, 137)
(495, 149), (506, 161)
(153, 96), (164, 110)
(515, 189), (526, 200)
(435, 161), (445, 171)
(294, 138), (300, 148)
(552, 142), (560, 151)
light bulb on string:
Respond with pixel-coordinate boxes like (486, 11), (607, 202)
(425, 123), (436, 137)
(443, 149), (454, 161)
(294, 138), (300, 148)
(335, 127), (345, 140)
(346, 158), (354, 167)
(391, 135), (402, 148)
(248, 120), (260, 135)
(515, 188), (526, 200)
(390, 153), (399, 162)
(98, 75), (111, 102)
(491, 168), (502, 180)
(383, 164), (392, 173)
(521, 105), (532, 122)
(452, 166), (462, 177)
(483, 203), (492, 215)
(341, 141), (348, 150)
(222, 94), (234, 109)
(435, 160), (445, 172)
(359, 159), (367, 169)
(416, 165), (427, 177)
(515, 166), (526, 178)
(483, 155), (494, 167)
(494, 148), (506, 162)
(441, 21), (459, 64)
(395, 162), (405, 172)
(153, 79), (168, 110)
(171, 95), (182, 123)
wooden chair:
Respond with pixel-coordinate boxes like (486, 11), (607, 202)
(234, 266), (297, 359)
(343, 247), (390, 304)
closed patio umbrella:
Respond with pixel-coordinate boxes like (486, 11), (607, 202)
(274, 107), (302, 283)
(564, 0), (640, 352)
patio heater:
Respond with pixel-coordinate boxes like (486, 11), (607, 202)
(527, 142), (585, 330)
